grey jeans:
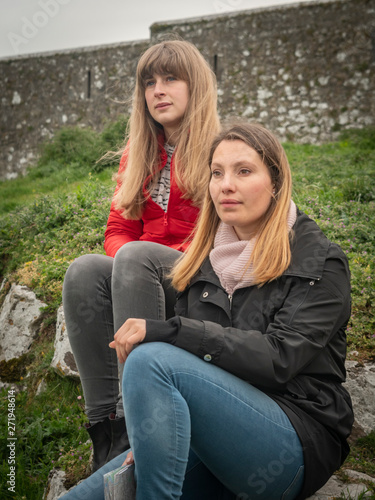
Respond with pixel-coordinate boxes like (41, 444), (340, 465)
(62, 241), (182, 423)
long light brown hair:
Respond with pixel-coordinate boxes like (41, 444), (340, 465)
(171, 123), (293, 291)
(114, 40), (220, 219)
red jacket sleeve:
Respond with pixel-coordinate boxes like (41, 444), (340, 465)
(103, 147), (144, 258)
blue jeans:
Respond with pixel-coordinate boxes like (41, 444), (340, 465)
(62, 242), (181, 422)
(62, 343), (304, 500)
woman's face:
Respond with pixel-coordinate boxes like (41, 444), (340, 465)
(209, 140), (274, 240)
(144, 73), (189, 145)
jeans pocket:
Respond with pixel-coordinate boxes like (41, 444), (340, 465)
(281, 465), (304, 500)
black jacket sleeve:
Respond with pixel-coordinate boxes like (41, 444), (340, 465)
(144, 317), (181, 345)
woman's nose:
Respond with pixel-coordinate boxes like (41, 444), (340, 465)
(154, 81), (166, 96)
(221, 174), (235, 193)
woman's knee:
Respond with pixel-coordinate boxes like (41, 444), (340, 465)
(63, 254), (113, 300)
(64, 254), (113, 292)
(124, 342), (164, 370)
(114, 241), (159, 269)
(123, 343), (175, 385)
(114, 241), (180, 274)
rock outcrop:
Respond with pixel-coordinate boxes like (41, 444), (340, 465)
(50, 306), (79, 380)
(44, 469), (68, 500)
(345, 360), (375, 435)
(0, 283), (46, 362)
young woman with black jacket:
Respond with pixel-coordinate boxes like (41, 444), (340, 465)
(63, 123), (353, 500)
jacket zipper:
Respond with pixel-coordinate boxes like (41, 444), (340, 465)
(228, 294), (233, 310)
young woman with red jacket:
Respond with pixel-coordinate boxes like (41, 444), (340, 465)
(62, 39), (220, 472)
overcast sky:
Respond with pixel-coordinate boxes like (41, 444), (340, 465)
(1, 0), (313, 59)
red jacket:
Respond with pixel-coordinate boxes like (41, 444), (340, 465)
(104, 142), (200, 258)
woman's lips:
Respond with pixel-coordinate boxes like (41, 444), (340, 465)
(220, 199), (240, 205)
(220, 199), (241, 208)
(155, 102), (171, 109)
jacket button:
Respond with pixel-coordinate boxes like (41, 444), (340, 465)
(202, 292), (209, 298)
(204, 354), (212, 362)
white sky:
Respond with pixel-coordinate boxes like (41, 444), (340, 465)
(1, 0), (313, 59)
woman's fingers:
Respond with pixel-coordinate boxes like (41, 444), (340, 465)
(122, 450), (134, 466)
(109, 318), (146, 363)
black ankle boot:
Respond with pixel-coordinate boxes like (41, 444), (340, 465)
(85, 418), (112, 472)
(106, 413), (130, 462)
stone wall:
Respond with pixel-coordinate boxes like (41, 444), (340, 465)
(0, 0), (374, 180)
(0, 40), (148, 179)
(151, 0), (375, 141)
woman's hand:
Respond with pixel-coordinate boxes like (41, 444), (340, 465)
(109, 318), (146, 363)
(122, 450), (134, 466)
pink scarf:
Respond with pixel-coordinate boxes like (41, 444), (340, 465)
(209, 200), (297, 294)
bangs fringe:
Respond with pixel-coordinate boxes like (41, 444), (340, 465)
(139, 46), (189, 86)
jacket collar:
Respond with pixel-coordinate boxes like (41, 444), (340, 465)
(191, 258), (221, 287)
(286, 210), (330, 280)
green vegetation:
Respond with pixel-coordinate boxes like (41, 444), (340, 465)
(284, 129), (375, 359)
(0, 117), (127, 214)
(0, 124), (374, 498)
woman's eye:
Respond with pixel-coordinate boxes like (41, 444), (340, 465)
(145, 80), (155, 87)
(239, 169), (251, 175)
(211, 170), (222, 178)
(166, 76), (177, 81)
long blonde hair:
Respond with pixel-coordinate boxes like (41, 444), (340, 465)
(114, 40), (220, 219)
(171, 123), (293, 291)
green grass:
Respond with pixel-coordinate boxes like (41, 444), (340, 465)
(283, 129), (375, 359)
(0, 117), (127, 214)
(0, 124), (374, 498)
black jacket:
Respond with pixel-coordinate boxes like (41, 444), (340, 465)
(146, 210), (354, 499)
